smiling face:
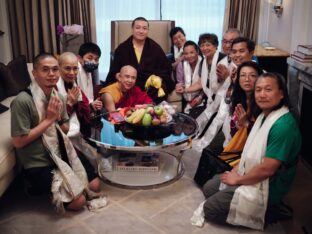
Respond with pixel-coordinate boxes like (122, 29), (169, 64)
(172, 31), (186, 49)
(32, 56), (60, 95)
(238, 66), (258, 95)
(183, 44), (199, 66)
(199, 41), (217, 61)
(59, 56), (79, 84)
(117, 66), (137, 92)
(132, 20), (149, 42)
(231, 42), (253, 66)
(255, 76), (284, 116)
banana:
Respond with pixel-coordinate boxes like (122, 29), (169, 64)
(126, 109), (140, 123)
(132, 108), (146, 124)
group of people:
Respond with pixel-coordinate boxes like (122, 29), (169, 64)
(10, 16), (301, 230)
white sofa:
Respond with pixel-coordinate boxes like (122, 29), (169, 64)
(0, 96), (17, 197)
(0, 60), (33, 198)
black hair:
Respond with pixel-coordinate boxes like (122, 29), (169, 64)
(230, 61), (263, 117)
(78, 42), (101, 57)
(231, 37), (255, 52)
(33, 53), (57, 69)
(131, 17), (149, 28)
(169, 27), (185, 39)
(183, 40), (200, 54)
(198, 33), (219, 47)
(255, 72), (290, 111)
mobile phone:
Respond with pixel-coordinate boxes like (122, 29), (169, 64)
(109, 112), (125, 123)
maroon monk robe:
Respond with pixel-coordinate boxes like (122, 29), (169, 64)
(116, 86), (153, 108)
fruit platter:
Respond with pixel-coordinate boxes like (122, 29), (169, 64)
(125, 105), (172, 126)
(121, 104), (175, 140)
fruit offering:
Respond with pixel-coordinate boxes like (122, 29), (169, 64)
(125, 105), (171, 126)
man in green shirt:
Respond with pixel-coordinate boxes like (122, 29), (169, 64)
(11, 53), (101, 211)
(202, 72), (301, 229)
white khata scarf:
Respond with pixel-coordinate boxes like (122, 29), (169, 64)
(201, 51), (220, 103)
(56, 78), (82, 138)
(174, 45), (183, 60)
(226, 106), (289, 230)
(183, 56), (202, 102)
(30, 81), (106, 212)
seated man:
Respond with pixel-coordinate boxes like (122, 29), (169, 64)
(57, 52), (92, 137)
(202, 73), (301, 230)
(57, 52), (101, 170)
(104, 17), (174, 104)
(99, 65), (152, 112)
(11, 53), (102, 211)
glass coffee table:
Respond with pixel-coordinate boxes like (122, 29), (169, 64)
(88, 113), (198, 189)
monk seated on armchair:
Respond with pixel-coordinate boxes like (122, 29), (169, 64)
(99, 65), (153, 112)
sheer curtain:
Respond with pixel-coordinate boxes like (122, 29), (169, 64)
(95, 0), (225, 81)
(161, 0), (226, 45)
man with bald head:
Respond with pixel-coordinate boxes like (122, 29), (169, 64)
(99, 65), (152, 111)
(57, 52), (93, 137)
(57, 51), (103, 179)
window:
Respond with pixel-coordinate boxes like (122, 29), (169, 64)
(95, 0), (225, 81)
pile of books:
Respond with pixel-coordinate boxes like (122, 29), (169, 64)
(115, 152), (160, 172)
(291, 45), (312, 63)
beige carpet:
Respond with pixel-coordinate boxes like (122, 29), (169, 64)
(0, 148), (287, 234)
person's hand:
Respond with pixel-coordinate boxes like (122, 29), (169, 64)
(67, 86), (80, 106)
(175, 83), (184, 93)
(189, 95), (202, 107)
(91, 97), (103, 111)
(234, 103), (248, 128)
(216, 64), (229, 82)
(230, 67), (237, 83)
(46, 96), (63, 122)
(220, 170), (241, 186)
(176, 55), (184, 64)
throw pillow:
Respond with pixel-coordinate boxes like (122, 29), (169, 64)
(0, 103), (9, 114)
(0, 55), (31, 97)
(0, 81), (6, 102)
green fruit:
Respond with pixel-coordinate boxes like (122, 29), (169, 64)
(154, 106), (163, 116)
(142, 113), (152, 126)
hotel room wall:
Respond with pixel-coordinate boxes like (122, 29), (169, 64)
(258, 0), (312, 53)
(0, 0), (12, 64)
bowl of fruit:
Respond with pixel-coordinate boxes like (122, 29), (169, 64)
(122, 105), (173, 140)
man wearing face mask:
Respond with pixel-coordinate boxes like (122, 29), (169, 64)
(77, 42), (103, 112)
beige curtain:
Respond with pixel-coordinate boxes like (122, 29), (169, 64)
(7, 0), (94, 62)
(226, 0), (260, 42)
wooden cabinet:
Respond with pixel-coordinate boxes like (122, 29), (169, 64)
(254, 45), (290, 78)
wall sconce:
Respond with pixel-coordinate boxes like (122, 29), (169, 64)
(273, 0), (283, 17)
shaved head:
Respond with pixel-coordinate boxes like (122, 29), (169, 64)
(58, 52), (78, 65)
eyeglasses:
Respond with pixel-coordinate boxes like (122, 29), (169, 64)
(222, 39), (234, 45)
(37, 66), (60, 74)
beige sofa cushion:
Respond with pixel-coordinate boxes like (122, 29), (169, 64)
(0, 97), (16, 196)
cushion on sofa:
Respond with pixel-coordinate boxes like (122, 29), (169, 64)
(0, 81), (6, 102)
(0, 55), (31, 97)
(0, 97), (15, 192)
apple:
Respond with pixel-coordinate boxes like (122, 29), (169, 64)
(152, 118), (160, 126)
(142, 113), (152, 126)
(147, 106), (155, 115)
(154, 106), (163, 116)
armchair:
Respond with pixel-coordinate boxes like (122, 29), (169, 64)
(110, 20), (182, 111)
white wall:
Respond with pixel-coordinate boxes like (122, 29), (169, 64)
(258, 0), (312, 53)
(0, 0), (12, 64)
